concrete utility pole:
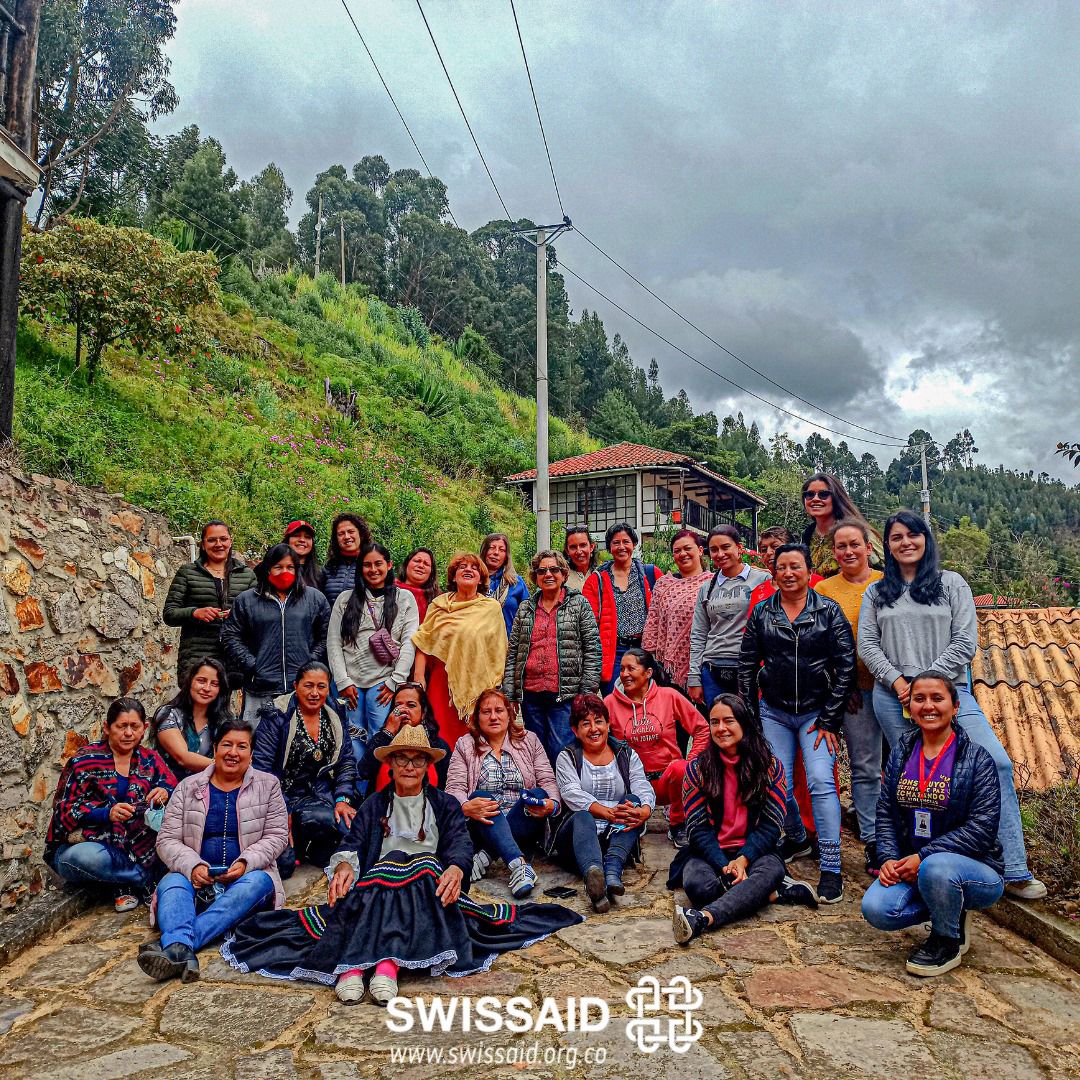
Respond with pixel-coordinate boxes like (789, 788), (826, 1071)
(339, 216), (345, 288)
(512, 217), (572, 553)
(920, 442), (932, 529)
(314, 194), (322, 276)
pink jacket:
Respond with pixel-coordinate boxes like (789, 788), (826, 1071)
(604, 682), (710, 775)
(156, 764), (290, 908)
(445, 731), (562, 809)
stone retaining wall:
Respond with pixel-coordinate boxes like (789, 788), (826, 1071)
(0, 467), (188, 908)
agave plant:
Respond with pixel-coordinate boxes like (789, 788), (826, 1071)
(417, 373), (453, 419)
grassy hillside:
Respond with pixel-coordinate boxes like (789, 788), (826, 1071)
(13, 265), (597, 565)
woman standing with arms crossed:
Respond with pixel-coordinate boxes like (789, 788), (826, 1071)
(583, 523), (663, 695)
(815, 519), (884, 875)
(643, 530), (712, 691)
(164, 521), (256, 686)
(687, 526), (769, 708)
(739, 544), (855, 903)
(858, 511), (1045, 899)
(412, 553), (508, 749)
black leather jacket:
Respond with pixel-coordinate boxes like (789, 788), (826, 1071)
(738, 589), (855, 732)
(875, 725), (1004, 874)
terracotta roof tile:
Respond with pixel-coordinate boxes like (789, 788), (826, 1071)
(973, 607), (1080, 790)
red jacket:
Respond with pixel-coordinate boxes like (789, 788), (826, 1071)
(604, 682), (709, 774)
(583, 561), (661, 683)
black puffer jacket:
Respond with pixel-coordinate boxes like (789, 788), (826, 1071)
(163, 557), (257, 676)
(502, 588), (601, 701)
(738, 588), (855, 732)
(875, 725), (1004, 873)
(220, 586), (331, 695)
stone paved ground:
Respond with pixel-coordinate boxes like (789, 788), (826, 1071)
(1, 830), (1078, 1080)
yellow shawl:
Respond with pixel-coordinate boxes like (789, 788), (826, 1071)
(412, 593), (508, 720)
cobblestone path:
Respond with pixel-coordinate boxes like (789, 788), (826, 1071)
(1, 831), (1077, 1079)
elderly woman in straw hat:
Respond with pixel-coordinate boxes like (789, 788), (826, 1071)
(221, 721), (582, 1006)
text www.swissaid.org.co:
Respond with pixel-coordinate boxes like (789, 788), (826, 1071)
(388, 1042), (606, 1068)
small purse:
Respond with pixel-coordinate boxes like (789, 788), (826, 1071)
(367, 601), (401, 666)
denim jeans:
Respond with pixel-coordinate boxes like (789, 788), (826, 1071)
(520, 691), (574, 763)
(553, 803), (643, 878)
(861, 851), (1004, 938)
(682, 850), (786, 929)
(346, 686), (393, 797)
(241, 690), (277, 729)
(468, 788), (547, 865)
(156, 869), (275, 951)
(760, 699), (841, 874)
(53, 842), (149, 889)
(700, 663), (739, 711)
(844, 690), (883, 844)
(872, 683), (1032, 882)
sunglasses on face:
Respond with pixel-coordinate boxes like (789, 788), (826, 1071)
(803, 489), (832, 501)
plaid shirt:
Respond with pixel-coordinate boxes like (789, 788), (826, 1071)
(523, 591), (564, 693)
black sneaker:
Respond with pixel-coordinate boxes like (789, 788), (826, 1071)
(775, 875), (819, 908)
(780, 835), (813, 862)
(817, 871), (844, 904)
(906, 932), (963, 977)
(584, 866), (610, 913)
(667, 824), (689, 849)
(958, 908), (970, 956)
(864, 842), (881, 877)
(672, 905), (709, 945)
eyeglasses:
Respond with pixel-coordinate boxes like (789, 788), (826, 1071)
(803, 489), (832, 502)
(390, 754), (429, 769)
(538, 566), (562, 577)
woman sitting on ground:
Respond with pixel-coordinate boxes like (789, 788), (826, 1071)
(446, 688), (560, 899)
(221, 724), (582, 1006)
(605, 648), (709, 850)
(151, 657), (232, 780)
(138, 716), (288, 983)
(45, 697), (175, 912)
(671, 694), (817, 944)
(355, 682), (452, 795)
(861, 671), (1005, 977)
(251, 662), (357, 877)
(551, 694), (656, 912)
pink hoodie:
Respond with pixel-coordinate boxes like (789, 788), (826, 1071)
(604, 683), (709, 774)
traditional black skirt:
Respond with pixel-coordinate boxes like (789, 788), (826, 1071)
(221, 850), (582, 985)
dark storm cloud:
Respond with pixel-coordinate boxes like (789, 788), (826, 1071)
(161, 1), (1080, 476)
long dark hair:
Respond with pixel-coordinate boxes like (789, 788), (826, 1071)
(340, 543), (398, 647)
(563, 526), (599, 572)
(401, 547), (439, 604)
(873, 510), (945, 608)
(620, 647), (672, 689)
(324, 513), (373, 572)
(254, 543), (304, 598)
(286, 524), (322, 588)
(800, 473), (877, 546)
(155, 657), (232, 737)
(694, 693), (775, 818)
(388, 682), (440, 746)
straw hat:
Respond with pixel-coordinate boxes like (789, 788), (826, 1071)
(373, 723), (446, 763)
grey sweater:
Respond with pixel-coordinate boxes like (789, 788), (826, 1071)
(856, 570), (978, 687)
(687, 564), (770, 685)
(326, 587), (419, 692)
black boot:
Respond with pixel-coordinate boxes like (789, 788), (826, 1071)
(603, 854), (625, 897)
(137, 941), (188, 982)
(176, 943), (200, 984)
(906, 932), (963, 977)
(584, 866), (610, 913)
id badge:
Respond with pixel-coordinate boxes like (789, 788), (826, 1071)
(914, 810), (932, 838)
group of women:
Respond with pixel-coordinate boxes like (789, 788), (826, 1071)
(43, 475), (1045, 1002)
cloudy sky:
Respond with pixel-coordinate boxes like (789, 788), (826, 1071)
(160, 1), (1080, 480)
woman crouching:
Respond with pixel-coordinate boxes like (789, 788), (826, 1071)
(221, 724), (582, 1006)
(671, 694), (817, 943)
(861, 671), (1005, 976)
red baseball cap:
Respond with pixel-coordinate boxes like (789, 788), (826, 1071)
(284, 520), (315, 538)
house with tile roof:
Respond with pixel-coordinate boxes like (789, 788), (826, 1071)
(505, 442), (766, 547)
(974, 607), (1080, 790)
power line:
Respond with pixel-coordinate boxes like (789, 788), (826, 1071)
(415, 0), (514, 222)
(573, 226), (907, 445)
(557, 258), (909, 449)
(509, 0), (565, 218)
(337, 0), (459, 228)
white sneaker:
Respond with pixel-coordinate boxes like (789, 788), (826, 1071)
(335, 970), (365, 1004)
(1005, 878), (1048, 901)
(471, 849), (491, 882)
(369, 973), (398, 1006)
